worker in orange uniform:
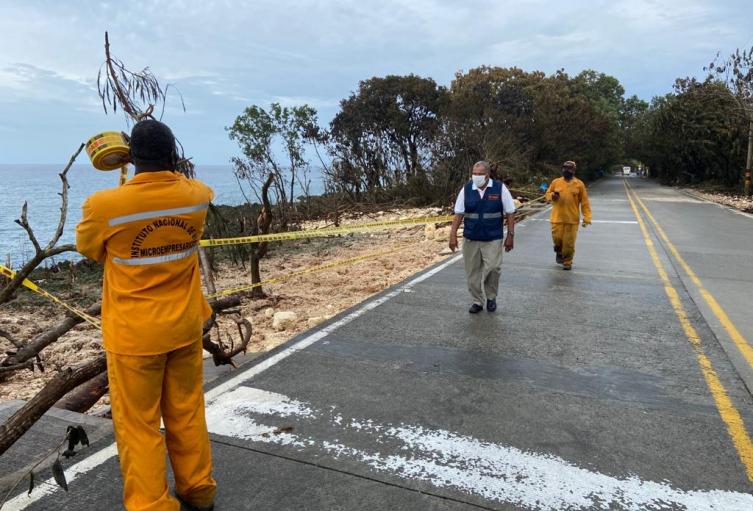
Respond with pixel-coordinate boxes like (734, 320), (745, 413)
(76, 120), (216, 511)
(545, 160), (592, 270)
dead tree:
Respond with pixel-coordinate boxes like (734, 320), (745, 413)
(99, 31), (193, 178)
(0, 144), (84, 305)
(248, 173), (275, 298)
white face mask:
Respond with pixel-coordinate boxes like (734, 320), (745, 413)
(471, 175), (488, 188)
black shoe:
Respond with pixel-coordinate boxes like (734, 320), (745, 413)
(486, 299), (497, 312)
(177, 494), (214, 511)
(468, 303), (483, 314)
(562, 264), (572, 271)
(556, 253), (564, 264)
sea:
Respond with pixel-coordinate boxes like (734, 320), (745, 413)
(0, 164), (325, 267)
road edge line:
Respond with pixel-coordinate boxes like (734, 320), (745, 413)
(624, 180), (753, 483)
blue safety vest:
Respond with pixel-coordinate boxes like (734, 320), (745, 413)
(463, 180), (504, 241)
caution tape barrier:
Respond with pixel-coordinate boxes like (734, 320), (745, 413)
(0, 245), (415, 328)
(199, 215), (455, 248)
(0, 264), (102, 328)
(1, 196), (546, 328)
(200, 195), (546, 249)
(207, 244), (413, 299)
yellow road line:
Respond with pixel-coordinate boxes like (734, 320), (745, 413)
(624, 180), (753, 482)
(625, 180), (753, 372)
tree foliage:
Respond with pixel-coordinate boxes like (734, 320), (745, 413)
(322, 67), (636, 202)
(327, 75), (446, 199)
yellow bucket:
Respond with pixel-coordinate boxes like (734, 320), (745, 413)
(85, 131), (130, 171)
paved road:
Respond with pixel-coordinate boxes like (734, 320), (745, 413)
(7, 176), (753, 510)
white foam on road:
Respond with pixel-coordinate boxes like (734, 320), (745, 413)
(206, 386), (753, 511)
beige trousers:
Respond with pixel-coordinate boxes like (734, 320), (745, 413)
(462, 238), (503, 305)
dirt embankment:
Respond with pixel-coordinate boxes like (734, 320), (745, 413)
(0, 207), (456, 410)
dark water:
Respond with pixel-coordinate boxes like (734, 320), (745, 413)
(0, 164), (324, 267)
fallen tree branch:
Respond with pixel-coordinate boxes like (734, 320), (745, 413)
(1, 303), (101, 368)
(0, 355), (106, 457)
(202, 317), (253, 368)
(0, 361), (35, 375)
(54, 372), (109, 413)
(0, 329), (23, 350)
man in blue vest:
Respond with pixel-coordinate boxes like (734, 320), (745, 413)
(449, 161), (516, 313)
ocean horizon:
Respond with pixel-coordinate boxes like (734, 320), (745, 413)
(0, 163), (325, 267)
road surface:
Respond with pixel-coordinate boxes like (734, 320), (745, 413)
(6, 176), (753, 510)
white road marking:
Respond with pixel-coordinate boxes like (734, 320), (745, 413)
(206, 387), (753, 511)
(3, 254), (463, 510)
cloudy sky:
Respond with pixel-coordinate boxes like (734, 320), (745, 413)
(0, 0), (751, 164)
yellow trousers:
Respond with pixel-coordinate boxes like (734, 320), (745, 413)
(107, 340), (216, 511)
(551, 222), (579, 265)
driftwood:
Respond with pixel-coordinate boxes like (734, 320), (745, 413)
(0, 144), (84, 305)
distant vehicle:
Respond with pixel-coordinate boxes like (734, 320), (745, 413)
(622, 166), (631, 176)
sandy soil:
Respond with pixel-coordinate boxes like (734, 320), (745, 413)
(0, 207), (455, 410)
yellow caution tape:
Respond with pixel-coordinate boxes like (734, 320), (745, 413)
(200, 196), (545, 249)
(200, 215), (455, 248)
(0, 264), (101, 328)
(85, 131), (130, 171)
(0, 196), (546, 327)
(207, 244), (414, 299)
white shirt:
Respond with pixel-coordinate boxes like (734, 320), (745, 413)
(454, 179), (516, 215)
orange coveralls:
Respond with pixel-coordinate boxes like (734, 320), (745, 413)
(76, 170), (215, 511)
(545, 176), (592, 265)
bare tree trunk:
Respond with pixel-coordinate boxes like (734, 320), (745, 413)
(248, 173), (274, 298)
(248, 250), (265, 299)
(54, 372), (109, 413)
(198, 248), (216, 295)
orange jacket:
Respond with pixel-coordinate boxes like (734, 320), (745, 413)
(76, 171), (213, 355)
(545, 177), (592, 224)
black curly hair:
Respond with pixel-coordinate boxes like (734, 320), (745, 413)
(129, 119), (177, 171)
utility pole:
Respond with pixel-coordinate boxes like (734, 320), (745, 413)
(746, 118), (753, 197)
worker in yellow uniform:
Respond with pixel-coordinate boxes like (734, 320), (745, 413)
(76, 120), (216, 511)
(545, 160), (592, 270)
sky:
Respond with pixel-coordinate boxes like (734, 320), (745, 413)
(0, 0), (751, 164)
